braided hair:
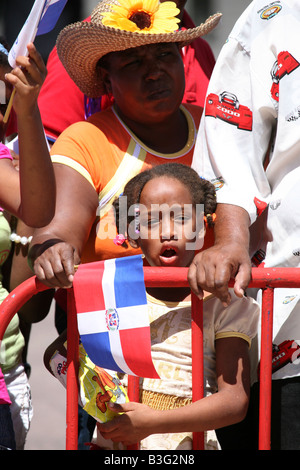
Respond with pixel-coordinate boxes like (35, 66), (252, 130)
(113, 163), (217, 239)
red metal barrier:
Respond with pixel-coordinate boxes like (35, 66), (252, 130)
(0, 267), (299, 450)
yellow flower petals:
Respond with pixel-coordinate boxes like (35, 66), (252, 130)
(118, 0), (143, 9)
(157, 1), (180, 15)
(102, 0), (180, 33)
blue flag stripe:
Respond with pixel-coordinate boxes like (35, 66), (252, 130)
(37, 0), (68, 36)
(114, 255), (147, 308)
(80, 332), (122, 374)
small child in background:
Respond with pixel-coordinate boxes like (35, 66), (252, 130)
(0, 40), (55, 226)
(45, 163), (259, 450)
(0, 37), (16, 144)
(0, 39), (56, 449)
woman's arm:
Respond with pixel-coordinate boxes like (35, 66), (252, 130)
(1, 43), (56, 227)
(28, 163), (99, 288)
(97, 336), (250, 446)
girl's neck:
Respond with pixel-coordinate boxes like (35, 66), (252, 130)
(146, 287), (191, 303)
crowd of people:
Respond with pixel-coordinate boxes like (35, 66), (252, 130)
(0, 0), (299, 451)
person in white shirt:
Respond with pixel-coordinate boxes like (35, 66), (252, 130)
(191, 0), (300, 450)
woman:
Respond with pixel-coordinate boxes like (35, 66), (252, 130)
(38, 0), (216, 144)
(29, 0), (221, 287)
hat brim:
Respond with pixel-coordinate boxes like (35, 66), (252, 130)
(56, 12), (222, 98)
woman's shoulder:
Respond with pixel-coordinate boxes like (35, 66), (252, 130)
(87, 105), (117, 128)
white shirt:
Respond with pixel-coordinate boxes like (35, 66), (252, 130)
(193, 0), (300, 380)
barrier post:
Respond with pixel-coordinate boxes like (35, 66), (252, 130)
(66, 289), (79, 450)
(127, 376), (140, 450)
(191, 293), (205, 450)
(259, 286), (274, 450)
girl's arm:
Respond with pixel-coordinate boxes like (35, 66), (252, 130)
(97, 336), (250, 446)
(0, 43), (56, 227)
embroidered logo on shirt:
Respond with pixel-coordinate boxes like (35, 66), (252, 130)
(254, 197), (268, 216)
(271, 340), (300, 373)
(211, 177), (224, 191)
(286, 105), (300, 123)
(271, 51), (300, 102)
(259, 3), (282, 20)
(269, 199), (281, 210)
(251, 249), (266, 267)
(205, 92), (253, 131)
(282, 295), (297, 305)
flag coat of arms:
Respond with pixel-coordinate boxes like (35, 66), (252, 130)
(73, 255), (159, 379)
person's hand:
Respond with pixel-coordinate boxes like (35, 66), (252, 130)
(5, 42), (47, 117)
(31, 241), (78, 289)
(97, 402), (159, 446)
(188, 242), (252, 307)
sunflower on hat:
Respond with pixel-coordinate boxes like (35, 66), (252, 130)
(101, 0), (181, 33)
(56, 0), (222, 97)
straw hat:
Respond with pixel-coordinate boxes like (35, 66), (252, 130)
(56, 0), (222, 97)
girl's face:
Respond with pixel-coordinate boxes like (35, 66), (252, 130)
(135, 175), (201, 268)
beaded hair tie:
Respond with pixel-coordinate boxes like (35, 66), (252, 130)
(203, 213), (217, 225)
(113, 233), (126, 246)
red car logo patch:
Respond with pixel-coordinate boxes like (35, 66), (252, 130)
(271, 51), (300, 101)
(205, 92), (253, 131)
(258, 340), (300, 376)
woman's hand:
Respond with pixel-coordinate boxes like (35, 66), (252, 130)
(30, 240), (78, 289)
(188, 242), (252, 307)
(188, 204), (252, 306)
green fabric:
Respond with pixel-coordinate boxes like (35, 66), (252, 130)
(0, 212), (24, 372)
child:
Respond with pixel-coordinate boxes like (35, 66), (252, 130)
(0, 40), (56, 449)
(45, 162), (260, 450)
(93, 163), (260, 450)
(0, 40), (55, 227)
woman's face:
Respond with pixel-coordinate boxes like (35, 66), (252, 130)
(135, 176), (198, 268)
(101, 42), (185, 127)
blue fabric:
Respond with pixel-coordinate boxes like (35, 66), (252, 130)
(0, 404), (16, 450)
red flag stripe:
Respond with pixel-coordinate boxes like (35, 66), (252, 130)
(119, 327), (159, 379)
(76, 262), (106, 314)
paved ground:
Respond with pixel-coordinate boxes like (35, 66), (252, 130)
(24, 301), (66, 450)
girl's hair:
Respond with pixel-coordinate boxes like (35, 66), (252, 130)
(113, 163), (217, 239)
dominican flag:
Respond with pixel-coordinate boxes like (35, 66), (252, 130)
(8, 0), (68, 68)
(73, 256), (159, 379)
